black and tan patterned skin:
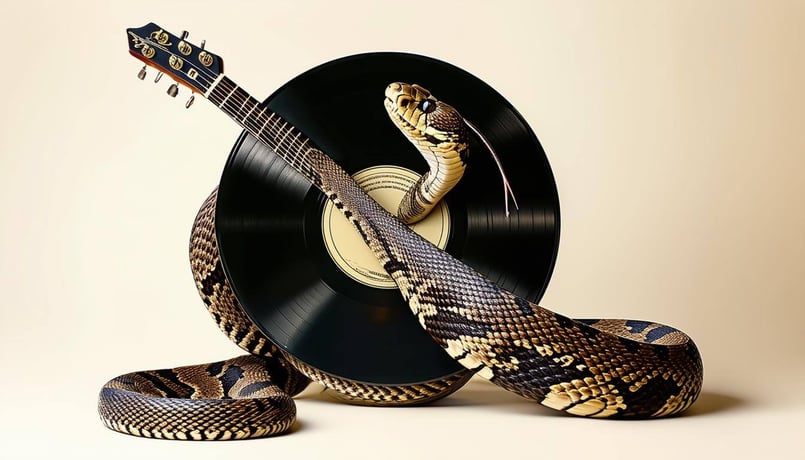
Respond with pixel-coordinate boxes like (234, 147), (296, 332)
(306, 145), (703, 418)
(98, 189), (471, 440)
(99, 81), (702, 440)
(97, 355), (298, 440)
(189, 189), (471, 407)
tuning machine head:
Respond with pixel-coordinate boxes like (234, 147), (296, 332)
(127, 23), (223, 105)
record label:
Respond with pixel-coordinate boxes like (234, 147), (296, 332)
(321, 165), (451, 289)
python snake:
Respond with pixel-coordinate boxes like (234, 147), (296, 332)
(99, 82), (703, 440)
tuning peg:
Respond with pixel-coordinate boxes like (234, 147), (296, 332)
(180, 30), (189, 39)
(185, 95), (195, 109)
(167, 83), (179, 97)
(154, 71), (163, 83)
(200, 40), (206, 50)
(137, 65), (147, 80)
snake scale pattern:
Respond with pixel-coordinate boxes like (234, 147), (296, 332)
(99, 78), (703, 440)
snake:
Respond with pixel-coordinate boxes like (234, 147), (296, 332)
(98, 81), (703, 440)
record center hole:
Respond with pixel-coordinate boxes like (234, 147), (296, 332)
(321, 165), (451, 289)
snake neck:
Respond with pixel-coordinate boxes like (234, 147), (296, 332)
(396, 145), (468, 224)
(382, 82), (469, 224)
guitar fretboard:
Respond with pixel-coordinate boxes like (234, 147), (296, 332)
(207, 76), (318, 179)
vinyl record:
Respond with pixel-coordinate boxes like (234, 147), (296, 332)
(215, 52), (560, 385)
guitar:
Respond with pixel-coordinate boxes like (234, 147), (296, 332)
(111, 23), (703, 440)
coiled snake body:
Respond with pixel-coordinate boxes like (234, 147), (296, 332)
(99, 81), (703, 440)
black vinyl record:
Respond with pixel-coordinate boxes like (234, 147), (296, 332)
(215, 52), (560, 385)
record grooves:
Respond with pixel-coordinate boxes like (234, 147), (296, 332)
(215, 52), (560, 385)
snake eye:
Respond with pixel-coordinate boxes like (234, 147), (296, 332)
(419, 99), (436, 113)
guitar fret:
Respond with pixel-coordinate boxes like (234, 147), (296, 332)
(259, 113), (276, 141)
(272, 117), (284, 132)
(268, 118), (284, 149)
(241, 100), (263, 134)
(252, 106), (267, 126)
(238, 96), (249, 113)
(208, 84), (224, 106)
(299, 137), (310, 151)
(277, 122), (298, 166)
(204, 74), (226, 98)
(291, 132), (303, 167)
(277, 123), (293, 151)
(240, 96), (258, 122)
(201, 75), (322, 185)
(218, 84), (239, 108)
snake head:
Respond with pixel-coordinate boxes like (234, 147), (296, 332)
(384, 82), (467, 150)
(385, 82), (520, 217)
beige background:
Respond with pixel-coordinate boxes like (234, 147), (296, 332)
(2, 0), (804, 458)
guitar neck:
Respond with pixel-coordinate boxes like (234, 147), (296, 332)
(206, 75), (319, 181)
(124, 24), (322, 184)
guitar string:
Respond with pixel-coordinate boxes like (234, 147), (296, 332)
(190, 71), (317, 175)
(158, 61), (316, 175)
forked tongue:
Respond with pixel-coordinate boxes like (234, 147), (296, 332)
(463, 118), (519, 216)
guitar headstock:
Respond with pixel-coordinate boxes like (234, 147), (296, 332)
(126, 23), (223, 106)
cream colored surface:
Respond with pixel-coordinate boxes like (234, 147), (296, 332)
(1, 0), (803, 458)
